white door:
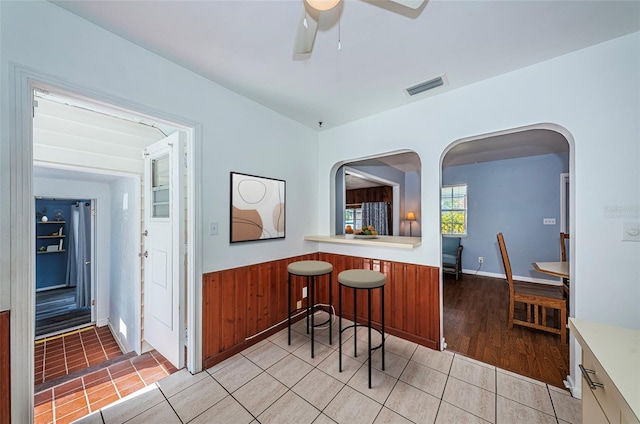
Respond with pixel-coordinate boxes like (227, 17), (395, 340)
(143, 132), (185, 369)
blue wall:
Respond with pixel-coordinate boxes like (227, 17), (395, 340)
(35, 198), (89, 290)
(442, 153), (569, 280)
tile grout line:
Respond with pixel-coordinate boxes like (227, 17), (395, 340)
(155, 382), (185, 424)
(96, 327), (110, 362)
(62, 334), (70, 376)
(79, 328), (91, 372)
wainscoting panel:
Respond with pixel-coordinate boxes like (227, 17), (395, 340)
(1, 310), (10, 424)
(202, 253), (440, 369)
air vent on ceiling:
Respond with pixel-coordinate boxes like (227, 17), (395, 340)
(405, 76), (444, 96)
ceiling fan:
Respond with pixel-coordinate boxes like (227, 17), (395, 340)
(294, 0), (426, 56)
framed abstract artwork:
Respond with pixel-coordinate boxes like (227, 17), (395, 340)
(230, 172), (286, 243)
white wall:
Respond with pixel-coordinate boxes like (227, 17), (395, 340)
(109, 176), (141, 353)
(319, 33), (640, 331)
(33, 176), (112, 326)
(404, 170), (421, 236)
(1, 2), (319, 419)
(0, 0), (319, 279)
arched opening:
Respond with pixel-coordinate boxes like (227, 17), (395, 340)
(332, 151), (422, 237)
(440, 124), (573, 388)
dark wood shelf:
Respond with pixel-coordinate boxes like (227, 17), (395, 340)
(37, 250), (66, 255)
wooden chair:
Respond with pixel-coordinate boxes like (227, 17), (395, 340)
(560, 232), (569, 262)
(497, 233), (567, 343)
(560, 232), (570, 296)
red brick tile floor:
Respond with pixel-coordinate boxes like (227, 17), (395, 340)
(34, 326), (179, 424)
(35, 326), (124, 385)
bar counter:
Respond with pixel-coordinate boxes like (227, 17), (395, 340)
(304, 234), (421, 250)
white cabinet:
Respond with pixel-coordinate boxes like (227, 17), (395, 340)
(570, 318), (640, 424)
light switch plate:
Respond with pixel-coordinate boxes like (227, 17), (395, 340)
(209, 222), (218, 235)
(622, 222), (640, 242)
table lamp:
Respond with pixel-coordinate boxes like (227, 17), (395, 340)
(406, 211), (416, 236)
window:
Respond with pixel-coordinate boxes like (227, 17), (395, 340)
(345, 206), (362, 231)
(152, 154), (170, 218)
(441, 184), (467, 235)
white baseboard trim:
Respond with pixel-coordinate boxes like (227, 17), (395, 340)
(565, 374), (581, 398)
(106, 319), (129, 354)
(141, 340), (154, 354)
(461, 269), (563, 286)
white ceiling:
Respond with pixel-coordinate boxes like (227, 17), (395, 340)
(51, 0), (640, 131)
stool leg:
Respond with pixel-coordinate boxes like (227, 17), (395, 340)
(287, 272), (292, 346)
(328, 272), (332, 346)
(306, 276), (310, 335)
(381, 287), (385, 371)
(339, 283), (343, 372)
(310, 275), (315, 359)
(368, 288), (372, 389)
(353, 288), (357, 357)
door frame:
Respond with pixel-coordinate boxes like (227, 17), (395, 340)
(33, 193), (97, 330)
(8, 65), (203, 422)
(560, 172), (570, 234)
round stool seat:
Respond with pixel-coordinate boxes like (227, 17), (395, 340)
(288, 260), (333, 276)
(338, 269), (386, 289)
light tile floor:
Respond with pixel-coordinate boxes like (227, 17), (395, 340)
(74, 316), (581, 424)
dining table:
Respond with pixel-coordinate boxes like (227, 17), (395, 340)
(532, 261), (569, 280)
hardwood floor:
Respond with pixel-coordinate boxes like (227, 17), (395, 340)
(443, 273), (569, 388)
(35, 287), (91, 337)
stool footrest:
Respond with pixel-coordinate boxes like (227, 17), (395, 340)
(340, 323), (384, 351)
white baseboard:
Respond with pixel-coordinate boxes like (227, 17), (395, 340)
(141, 340), (154, 354)
(106, 319), (130, 354)
(565, 374), (581, 398)
(461, 269), (563, 286)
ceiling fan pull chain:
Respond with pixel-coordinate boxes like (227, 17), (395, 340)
(337, 18), (342, 50)
(302, 0), (308, 29)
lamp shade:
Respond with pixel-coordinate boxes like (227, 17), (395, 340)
(406, 211), (416, 221)
(305, 0), (341, 11)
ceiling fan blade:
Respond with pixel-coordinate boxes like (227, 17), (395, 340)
(293, 8), (319, 55)
(388, 0), (425, 9)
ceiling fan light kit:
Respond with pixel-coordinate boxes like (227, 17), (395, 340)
(305, 0), (341, 11)
(294, 0), (426, 56)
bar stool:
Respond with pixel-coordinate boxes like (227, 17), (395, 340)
(338, 269), (386, 388)
(287, 260), (333, 358)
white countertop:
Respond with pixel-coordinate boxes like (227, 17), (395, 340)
(304, 235), (421, 249)
(569, 317), (640, 419)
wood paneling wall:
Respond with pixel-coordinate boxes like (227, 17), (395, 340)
(1, 310), (10, 424)
(346, 187), (393, 233)
(202, 253), (440, 369)
(346, 186), (392, 205)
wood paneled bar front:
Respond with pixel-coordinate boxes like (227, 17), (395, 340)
(202, 252), (440, 369)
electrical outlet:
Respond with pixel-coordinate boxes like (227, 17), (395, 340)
(296, 300), (302, 309)
(478, 256), (484, 264)
(543, 218), (556, 225)
(302, 287), (307, 298)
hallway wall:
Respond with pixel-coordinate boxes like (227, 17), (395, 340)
(34, 175), (112, 327)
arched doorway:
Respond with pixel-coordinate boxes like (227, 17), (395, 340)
(439, 124), (573, 388)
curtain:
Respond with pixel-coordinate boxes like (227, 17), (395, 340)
(362, 202), (389, 235)
(66, 202), (92, 309)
